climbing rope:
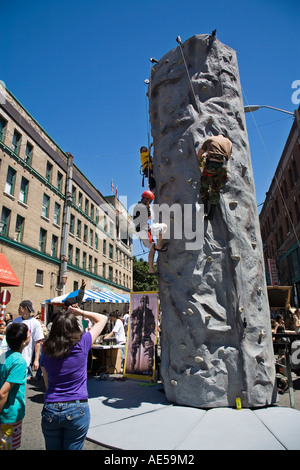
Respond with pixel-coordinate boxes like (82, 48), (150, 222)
(176, 36), (200, 114)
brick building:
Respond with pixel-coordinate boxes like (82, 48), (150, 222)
(259, 107), (300, 307)
(0, 88), (132, 315)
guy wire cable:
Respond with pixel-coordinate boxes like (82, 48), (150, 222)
(242, 88), (300, 248)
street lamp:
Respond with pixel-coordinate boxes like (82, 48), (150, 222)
(244, 105), (300, 130)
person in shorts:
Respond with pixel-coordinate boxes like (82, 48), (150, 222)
(133, 191), (167, 274)
(0, 323), (30, 450)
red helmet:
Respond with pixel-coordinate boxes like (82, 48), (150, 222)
(141, 190), (154, 201)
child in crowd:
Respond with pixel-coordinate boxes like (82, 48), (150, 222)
(0, 322), (8, 354)
(0, 323), (30, 450)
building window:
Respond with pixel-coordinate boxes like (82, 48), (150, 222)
(68, 244), (73, 264)
(292, 159), (299, 181)
(57, 171), (63, 192)
(36, 269), (44, 285)
(5, 166), (16, 195)
(39, 228), (47, 253)
(70, 214), (75, 234)
(72, 186), (76, 204)
(90, 204), (94, 220)
(46, 162), (53, 183)
(94, 258), (97, 275)
(14, 215), (24, 242)
(0, 207), (11, 236)
(11, 130), (21, 154)
(25, 142), (33, 165)
(83, 224), (88, 243)
(77, 219), (81, 238)
(295, 199), (300, 224)
(109, 266), (113, 281)
(82, 252), (86, 270)
(75, 248), (80, 267)
(42, 194), (50, 218)
(103, 263), (106, 278)
(53, 202), (61, 225)
(88, 255), (92, 272)
(51, 235), (58, 258)
(19, 177), (29, 204)
(78, 192), (82, 209)
(95, 233), (98, 250)
(109, 243), (113, 260)
(89, 229), (93, 247)
(0, 116), (7, 142)
(85, 198), (89, 215)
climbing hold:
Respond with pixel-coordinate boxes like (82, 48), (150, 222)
(231, 254), (240, 261)
(195, 356), (204, 363)
(239, 307), (244, 313)
(207, 256), (213, 263)
(229, 201), (238, 209)
(180, 344), (186, 350)
(205, 314), (211, 321)
(170, 379), (178, 386)
(187, 308), (194, 315)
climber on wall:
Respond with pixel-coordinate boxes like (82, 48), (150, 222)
(140, 143), (156, 191)
(133, 190), (167, 274)
(197, 134), (232, 220)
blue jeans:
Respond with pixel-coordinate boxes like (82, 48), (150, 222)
(41, 401), (90, 450)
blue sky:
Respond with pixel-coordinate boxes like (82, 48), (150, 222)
(1, 0), (299, 258)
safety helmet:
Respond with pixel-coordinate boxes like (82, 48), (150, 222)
(141, 190), (154, 201)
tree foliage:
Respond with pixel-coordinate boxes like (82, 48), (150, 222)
(132, 256), (158, 292)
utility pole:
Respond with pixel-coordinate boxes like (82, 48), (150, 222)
(58, 152), (73, 295)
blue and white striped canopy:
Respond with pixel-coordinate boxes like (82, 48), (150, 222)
(46, 289), (129, 304)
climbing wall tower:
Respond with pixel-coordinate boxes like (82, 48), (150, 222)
(148, 34), (276, 408)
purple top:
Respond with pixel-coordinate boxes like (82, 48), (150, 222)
(42, 331), (92, 402)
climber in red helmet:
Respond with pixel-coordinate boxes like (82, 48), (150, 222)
(133, 191), (167, 274)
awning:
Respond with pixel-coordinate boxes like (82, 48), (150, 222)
(267, 286), (292, 310)
(46, 289), (129, 304)
(0, 254), (20, 287)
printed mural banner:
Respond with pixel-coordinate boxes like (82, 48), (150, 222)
(124, 292), (158, 381)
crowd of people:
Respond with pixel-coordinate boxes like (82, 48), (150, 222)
(0, 287), (129, 450)
(271, 307), (300, 334)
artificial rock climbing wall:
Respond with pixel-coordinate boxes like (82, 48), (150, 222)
(148, 34), (276, 408)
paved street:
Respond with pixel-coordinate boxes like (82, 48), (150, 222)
(18, 370), (300, 451)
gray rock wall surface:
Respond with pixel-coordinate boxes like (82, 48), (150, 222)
(148, 34), (276, 408)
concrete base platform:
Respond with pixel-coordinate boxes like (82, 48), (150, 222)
(87, 377), (300, 450)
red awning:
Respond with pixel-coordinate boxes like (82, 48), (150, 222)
(0, 254), (20, 287)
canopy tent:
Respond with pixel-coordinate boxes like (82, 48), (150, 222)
(0, 254), (20, 288)
(46, 289), (130, 304)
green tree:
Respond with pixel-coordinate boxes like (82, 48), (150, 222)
(132, 256), (158, 292)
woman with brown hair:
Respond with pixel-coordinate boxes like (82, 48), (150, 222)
(41, 307), (107, 450)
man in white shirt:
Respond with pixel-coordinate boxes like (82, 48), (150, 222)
(104, 312), (126, 371)
(13, 300), (44, 378)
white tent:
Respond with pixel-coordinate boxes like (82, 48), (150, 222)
(46, 289), (130, 304)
